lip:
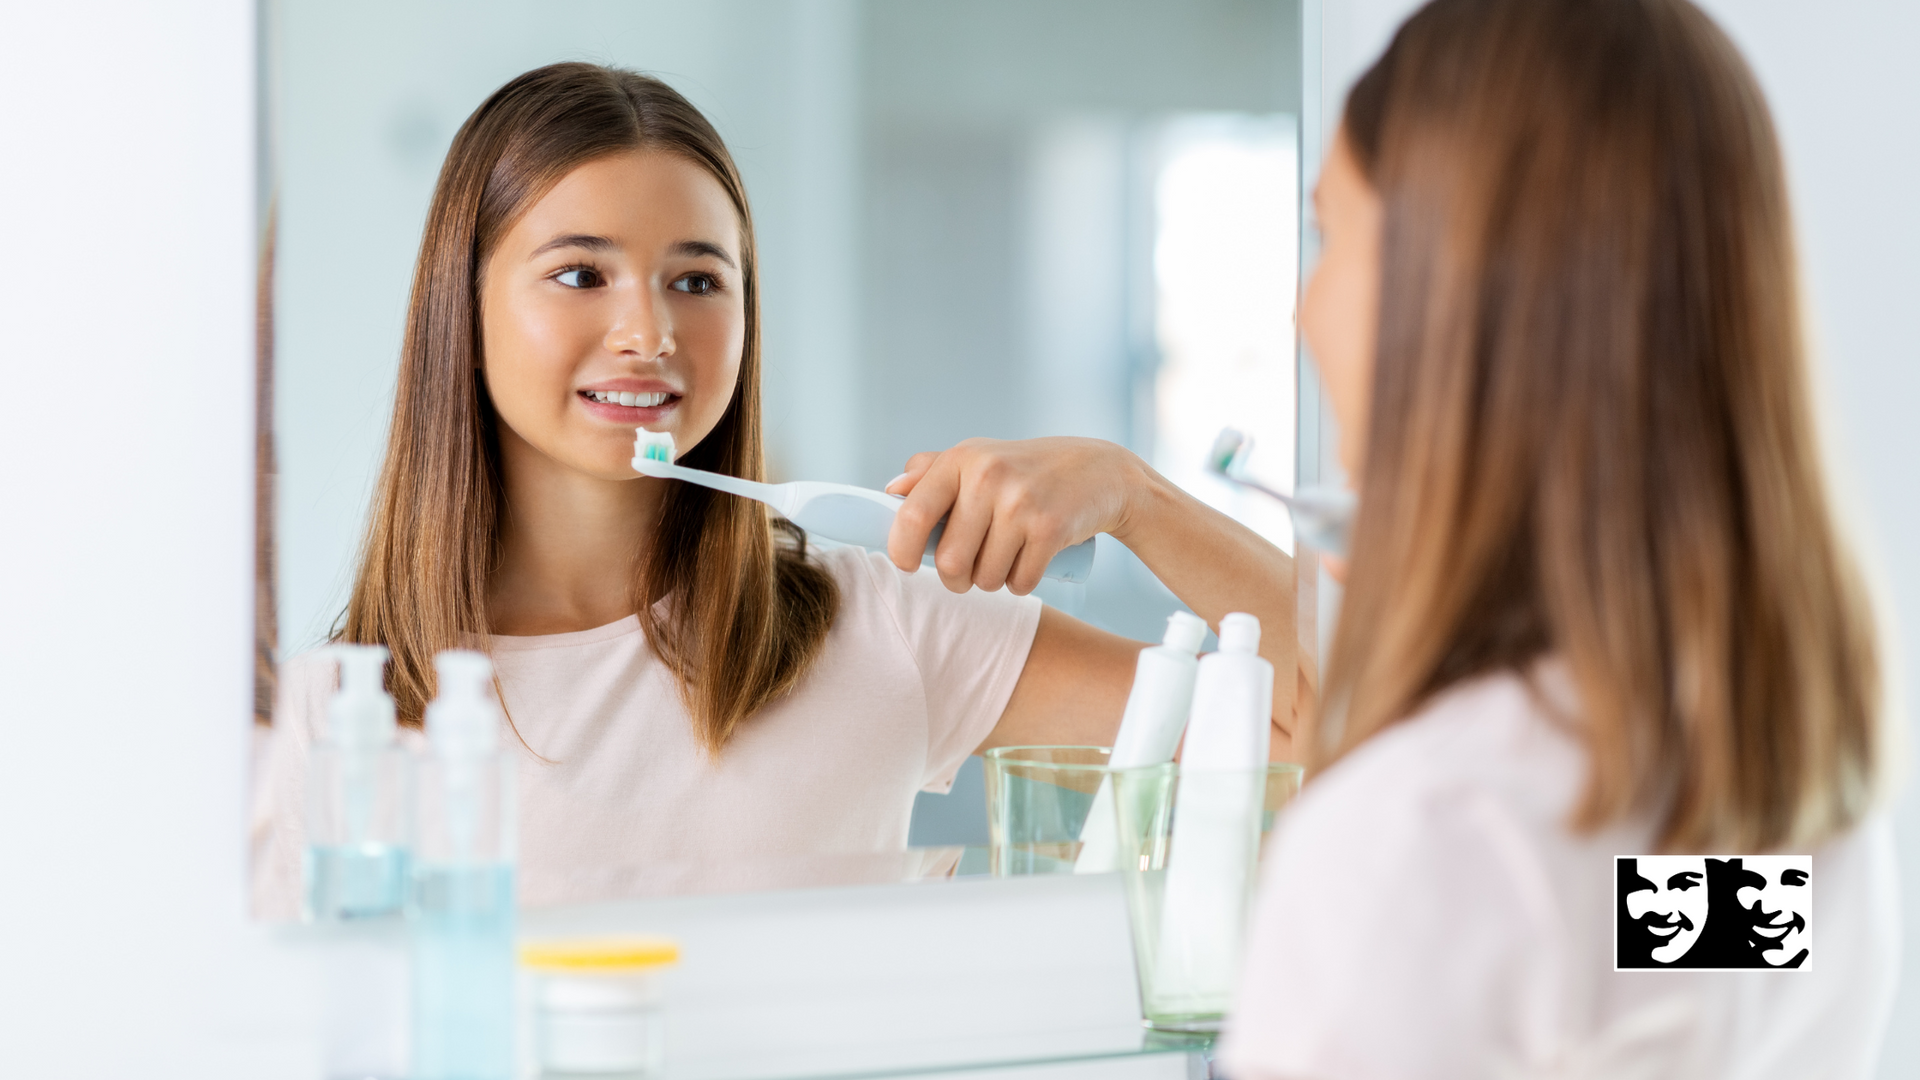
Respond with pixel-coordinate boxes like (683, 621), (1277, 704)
(1647, 924), (1679, 938)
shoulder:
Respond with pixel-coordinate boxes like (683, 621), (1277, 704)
(272, 648), (340, 742)
(1294, 670), (1585, 840)
(1266, 670), (1594, 953)
(810, 542), (1040, 631)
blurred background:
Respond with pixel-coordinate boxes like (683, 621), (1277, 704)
(271, 0), (1306, 844)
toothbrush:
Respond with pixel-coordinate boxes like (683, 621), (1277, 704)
(632, 430), (1097, 584)
(1206, 428), (1357, 557)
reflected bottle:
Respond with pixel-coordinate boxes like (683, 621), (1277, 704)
(411, 650), (517, 1080)
(305, 644), (412, 921)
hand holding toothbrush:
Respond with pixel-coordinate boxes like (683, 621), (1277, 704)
(885, 435), (1304, 759)
(884, 437), (1140, 596)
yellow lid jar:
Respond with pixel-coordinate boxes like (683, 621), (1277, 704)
(519, 937), (680, 1076)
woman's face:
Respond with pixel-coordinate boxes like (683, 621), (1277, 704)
(1299, 127), (1383, 484)
(480, 149), (745, 480)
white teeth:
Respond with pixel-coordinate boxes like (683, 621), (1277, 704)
(586, 390), (672, 407)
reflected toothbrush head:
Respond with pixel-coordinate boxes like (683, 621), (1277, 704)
(632, 429), (676, 475)
(1208, 428), (1252, 477)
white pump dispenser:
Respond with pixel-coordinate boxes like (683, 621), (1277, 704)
(303, 644), (412, 922)
(1074, 611), (1209, 873)
(411, 649), (517, 1080)
(331, 644), (398, 750)
(426, 650), (503, 762)
(1151, 613), (1274, 1016)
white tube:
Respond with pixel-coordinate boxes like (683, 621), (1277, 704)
(1074, 611), (1208, 873)
(1151, 613), (1273, 1013)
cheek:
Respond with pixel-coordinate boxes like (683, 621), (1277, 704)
(681, 300), (746, 407)
(1302, 254), (1375, 467)
(1625, 893), (1656, 919)
(480, 290), (593, 431)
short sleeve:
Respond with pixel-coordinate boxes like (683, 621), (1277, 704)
(853, 549), (1042, 793)
(1220, 781), (1554, 1080)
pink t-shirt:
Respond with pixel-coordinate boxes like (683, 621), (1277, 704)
(1219, 671), (1899, 1079)
(251, 546), (1041, 918)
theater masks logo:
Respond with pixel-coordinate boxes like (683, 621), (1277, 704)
(1615, 855), (1811, 970)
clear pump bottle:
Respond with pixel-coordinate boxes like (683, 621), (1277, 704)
(410, 649), (518, 1080)
(304, 644), (412, 921)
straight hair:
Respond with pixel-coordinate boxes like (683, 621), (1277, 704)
(1314, 0), (1884, 853)
(340, 62), (837, 751)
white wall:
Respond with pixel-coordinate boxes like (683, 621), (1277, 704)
(0, 1), (313, 1075)
(1318, 2), (1920, 1075)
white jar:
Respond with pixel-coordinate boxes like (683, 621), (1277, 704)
(520, 937), (679, 1076)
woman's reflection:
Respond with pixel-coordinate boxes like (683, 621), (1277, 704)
(253, 63), (1298, 915)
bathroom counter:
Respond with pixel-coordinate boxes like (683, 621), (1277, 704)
(518, 868), (1211, 1079)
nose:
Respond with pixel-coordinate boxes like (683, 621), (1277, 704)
(604, 282), (674, 360)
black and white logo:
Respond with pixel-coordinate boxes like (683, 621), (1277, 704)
(1614, 855), (1811, 970)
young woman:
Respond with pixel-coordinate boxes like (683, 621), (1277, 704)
(252, 63), (1298, 914)
(1220, 1), (1896, 1076)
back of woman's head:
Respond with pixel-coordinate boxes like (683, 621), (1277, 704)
(1319, 0), (1884, 852)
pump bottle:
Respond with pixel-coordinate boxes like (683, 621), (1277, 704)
(304, 644), (412, 921)
(411, 650), (517, 1080)
(1074, 611), (1209, 873)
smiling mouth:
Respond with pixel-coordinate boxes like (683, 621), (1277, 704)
(583, 390), (677, 408)
(1753, 914), (1806, 939)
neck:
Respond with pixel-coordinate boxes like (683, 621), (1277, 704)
(488, 426), (662, 636)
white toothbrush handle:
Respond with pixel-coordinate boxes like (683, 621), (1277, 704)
(637, 461), (1097, 584)
(899, 519), (1096, 584)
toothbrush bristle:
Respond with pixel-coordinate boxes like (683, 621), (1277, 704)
(633, 429), (675, 465)
(1208, 428), (1249, 474)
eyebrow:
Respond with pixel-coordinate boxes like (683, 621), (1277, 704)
(671, 239), (737, 268)
(1666, 872), (1703, 889)
(526, 233), (738, 269)
(529, 233), (615, 258)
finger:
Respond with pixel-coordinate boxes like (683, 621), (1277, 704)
(1003, 534), (1059, 596)
(887, 452), (959, 573)
(885, 451), (940, 495)
(969, 519), (1026, 593)
(931, 476), (993, 593)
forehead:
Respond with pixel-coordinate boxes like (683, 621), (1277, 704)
(508, 149), (741, 253)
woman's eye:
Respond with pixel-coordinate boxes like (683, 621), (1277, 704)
(672, 273), (717, 295)
(554, 268), (602, 289)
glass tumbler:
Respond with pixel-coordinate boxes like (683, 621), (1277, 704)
(982, 745), (1116, 875)
(1111, 762), (1304, 1032)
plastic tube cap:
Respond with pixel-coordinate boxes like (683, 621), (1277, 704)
(327, 644), (395, 750)
(1161, 611), (1209, 656)
(427, 650), (501, 758)
(1217, 612), (1261, 654)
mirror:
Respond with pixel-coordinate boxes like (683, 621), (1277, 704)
(255, 0), (1308, 918)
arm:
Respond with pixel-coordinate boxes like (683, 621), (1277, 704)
(885, 437), (1298, 761)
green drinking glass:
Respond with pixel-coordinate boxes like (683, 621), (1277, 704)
(982, 745), (1117, 876)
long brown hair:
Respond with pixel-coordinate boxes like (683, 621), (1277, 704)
(1314, 0), (1884, 852)
(341, 62), (837, 751)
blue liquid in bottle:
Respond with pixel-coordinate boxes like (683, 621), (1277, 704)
(304, 842), (411, 921)
(410, 861), (516, 1080)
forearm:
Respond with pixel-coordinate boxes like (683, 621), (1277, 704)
(1111, 459), (1299, 757)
